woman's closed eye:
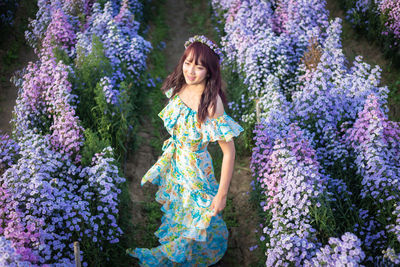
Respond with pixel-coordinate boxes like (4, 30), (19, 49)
(185, 61), (204, 69)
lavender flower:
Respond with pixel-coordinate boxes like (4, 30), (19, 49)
(305, 232), (365, 266)
(0, 236), (34, 267)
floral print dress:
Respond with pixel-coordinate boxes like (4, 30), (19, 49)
(126, 88), (244, 266)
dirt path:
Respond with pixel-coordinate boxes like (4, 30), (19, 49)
(0, 3), (37, 135)
(126, 0), (262, 266)
(0, 48), (36, 135)
(164, 0), (193, 73)
(219, 155), (262, 267)
(124, 1), (194, 265)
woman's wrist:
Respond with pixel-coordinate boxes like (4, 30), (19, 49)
(217, 190), (228, 198)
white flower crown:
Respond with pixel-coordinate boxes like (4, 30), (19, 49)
(184, 35), (223, 64)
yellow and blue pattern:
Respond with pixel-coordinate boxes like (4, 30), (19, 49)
(126, 88), (244, 266)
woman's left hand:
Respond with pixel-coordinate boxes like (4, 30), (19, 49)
(210, 193), (227, 217)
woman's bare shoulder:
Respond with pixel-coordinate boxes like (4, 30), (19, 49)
(209, 94), (224, 119)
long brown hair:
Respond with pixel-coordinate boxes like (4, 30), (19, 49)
(160, 41), (228, 124)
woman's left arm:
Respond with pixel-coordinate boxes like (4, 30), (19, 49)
(210, 139), (235, 217)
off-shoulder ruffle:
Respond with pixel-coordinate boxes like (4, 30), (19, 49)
(158, 102), (180, 136)
(158, 89), (244, 143)
(202, 112), (244, 143)
(164, 88), (174, 98)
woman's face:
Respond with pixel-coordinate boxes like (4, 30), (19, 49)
(182, 51), (208, 86)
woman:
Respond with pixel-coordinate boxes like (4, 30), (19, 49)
(126, 35), (244, 266)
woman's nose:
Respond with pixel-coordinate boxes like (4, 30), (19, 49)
(189, 65), (195, 74)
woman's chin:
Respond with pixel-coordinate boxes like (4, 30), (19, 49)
(184, 79), (196, 85)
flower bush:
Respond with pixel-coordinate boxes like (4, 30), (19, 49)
(0, 185), (41, 264)
(260, 124), (323, 265)
(1, 130), (125, 265)
(339, 0), (400, 61)
(343, 94), (400, 259)
(305, 232), (365, 266)
(212, 0), (331, 129)
(13, 54), (84, 163)
(0, 132), (19, 175)
(1, 0), (151, 265)
(75, 1), (151, 80)
(74, 0), (152, 155)
(41, 7), (77, 57)
(212, 0), (400, 265)
(0, 236), (35, 267)
(379, 0), (400, 40)
(293, 18), (389, 169)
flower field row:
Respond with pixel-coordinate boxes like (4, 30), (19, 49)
(212, 0), (400, 265)
(339, 0), (400, 60)
(0, 0), (151, 266)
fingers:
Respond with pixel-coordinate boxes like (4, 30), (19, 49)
(211, 206), (218, 217)
(210, 203), (217, 217)
(212, 209), (218, 217)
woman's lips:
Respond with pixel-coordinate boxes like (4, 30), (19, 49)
(187, 75), (195, 81)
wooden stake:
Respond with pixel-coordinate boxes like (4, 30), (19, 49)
(74, 241), (81, 267)
(255, 99), (260, 123)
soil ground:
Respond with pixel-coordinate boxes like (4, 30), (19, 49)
(0, 1), (37, 135)
(125, 0), (262, 266)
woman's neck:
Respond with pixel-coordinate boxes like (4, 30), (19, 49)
(182, 83), (205, 96)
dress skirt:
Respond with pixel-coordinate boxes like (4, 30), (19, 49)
(126, 88), (244, 266)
